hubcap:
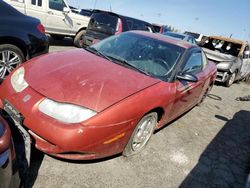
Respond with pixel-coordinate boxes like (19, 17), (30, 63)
(0, 50), (21, 79)
(132, 115), (156, 151)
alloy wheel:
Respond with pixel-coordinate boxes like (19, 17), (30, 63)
(0, 50), (21, 79)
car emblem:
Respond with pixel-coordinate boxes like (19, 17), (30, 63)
(23, 95), (31, 103)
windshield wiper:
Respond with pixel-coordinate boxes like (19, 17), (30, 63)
(85, 47), (112, 62)
(107, 56), (150, 76)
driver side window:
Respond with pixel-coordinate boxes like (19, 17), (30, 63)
(49, 0), (65, 11)
(183, 52), (202, 75)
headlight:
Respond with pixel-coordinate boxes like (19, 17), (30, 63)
(11, 67), (28, 92)
(39, 98), (97, 123)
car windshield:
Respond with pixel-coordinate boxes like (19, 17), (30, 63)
(164, 32), (185, 40)
(91, 32), (185, 79)
(184, 32), (200, 39)
(200, 38), (242, 57)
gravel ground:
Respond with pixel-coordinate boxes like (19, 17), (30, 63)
(25, 38), (250, 188)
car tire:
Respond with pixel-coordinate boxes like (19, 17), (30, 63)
(0, 44), (25, 80)
(225, 72), (236, 87)
(51, 34), (64, 40)
(123, 112), (158, 157)
(73, 30), (86, 48)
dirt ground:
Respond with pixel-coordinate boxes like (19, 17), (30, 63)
(25, 38), (250, 188)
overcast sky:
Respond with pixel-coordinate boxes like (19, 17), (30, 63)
(68, 0), (250, 41)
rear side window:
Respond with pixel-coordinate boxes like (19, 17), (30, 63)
(0, 1), (24, 16)
(125, 19), (151, 32)
(49, 0), (65, 11)
(89, 13), (118, 34)
(183, 52), (202, 74)
(31, 0), (42, 6)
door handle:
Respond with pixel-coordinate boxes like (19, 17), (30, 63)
(48, 11), (54, 15)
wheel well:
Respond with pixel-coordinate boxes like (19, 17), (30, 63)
(148, 107), (164, 122)
(0, 37), (27, 59)
(76, 27), (87, 35)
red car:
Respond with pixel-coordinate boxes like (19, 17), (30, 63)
(0, 31), (216, 160)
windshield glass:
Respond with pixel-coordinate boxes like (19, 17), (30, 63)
(91, 32), (185, 79)
(164, 32), (185, 40)
(200, 38), (242, 57)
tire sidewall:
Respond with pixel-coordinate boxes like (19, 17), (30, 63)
(123, 112), (158, 157)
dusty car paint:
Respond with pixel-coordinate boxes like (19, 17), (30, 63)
(0, 31), (217, 160)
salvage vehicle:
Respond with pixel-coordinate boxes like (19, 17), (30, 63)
(82, 10), (155, 47)
(0, 116), (20, 188)
(184, 31), (204, 43)
(152, 24), (170, 33)
(3, 0), (90, 47)
(0, 0), (49, 80)
(0, 31), (216, 160)
(163, 31), (197, 44)
(200, 36), (250, 87)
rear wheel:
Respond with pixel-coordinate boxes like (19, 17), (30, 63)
(73, 30), (86, 48)
(0, 44), (24, 80)
(123, 112), (158, 157)
(225, 72), (236, 87)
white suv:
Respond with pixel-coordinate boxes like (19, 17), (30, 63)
(4, 0), (90, 47)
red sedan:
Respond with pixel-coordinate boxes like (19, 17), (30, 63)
(0, 31), (216, 160)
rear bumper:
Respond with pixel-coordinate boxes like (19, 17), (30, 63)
(28, 35), (49, 59)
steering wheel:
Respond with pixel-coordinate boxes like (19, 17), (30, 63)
(154, 58), (170, 70)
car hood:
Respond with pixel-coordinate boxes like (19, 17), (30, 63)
(202, 48), (237, 63)
(25, 49), (159, 112)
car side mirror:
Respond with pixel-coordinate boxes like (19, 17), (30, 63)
(176, 72), (198, 82)
(63, 7), (71, 14)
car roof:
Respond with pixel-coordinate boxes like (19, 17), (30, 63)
(130, 31), (196, 49)
(209, 36), (247, 45)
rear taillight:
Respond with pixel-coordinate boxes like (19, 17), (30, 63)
(37, 23), (45, 34)
(115, 18), (123, 35)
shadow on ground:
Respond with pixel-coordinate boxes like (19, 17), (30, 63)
(24, 148), (44, 188)
(180, 110), (250, 187)
(49, 36), (74, 47)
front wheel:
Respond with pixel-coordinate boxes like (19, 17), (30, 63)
(73, 30), (86, 48)
(123, 112), (158, 157)
(225, 72), (236, 87)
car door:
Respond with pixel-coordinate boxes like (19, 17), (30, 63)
(45, 0), (73, 35)
(170, 49), (206, 118)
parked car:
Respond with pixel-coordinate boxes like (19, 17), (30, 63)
(0, 116), (20, 188)
(152, 24), (170, 33)
(0, 0), (49, 80)
(0, 31), (216, 160)
(184, 31), (204, 43)
(163, 31), (197, 44)
(82, 10), (155, 47)
(4, 0), (90, 47)
(200, 36), (250, 87)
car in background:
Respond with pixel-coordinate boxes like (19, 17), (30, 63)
(0, 116), (20, 188)
(200, 36), (250, 87)
(0, 31), (216, 160)
(184, 31), (204, 43)
(163, 31), (197, 44)
(0, 0), (49, 80)
(82, 10), (155, 47)
(152, 24), (170, 33)
(4, 0), (90, 47)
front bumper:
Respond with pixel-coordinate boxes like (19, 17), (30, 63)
(216, 71), (229, 83)
(0, 81), (134, 160)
